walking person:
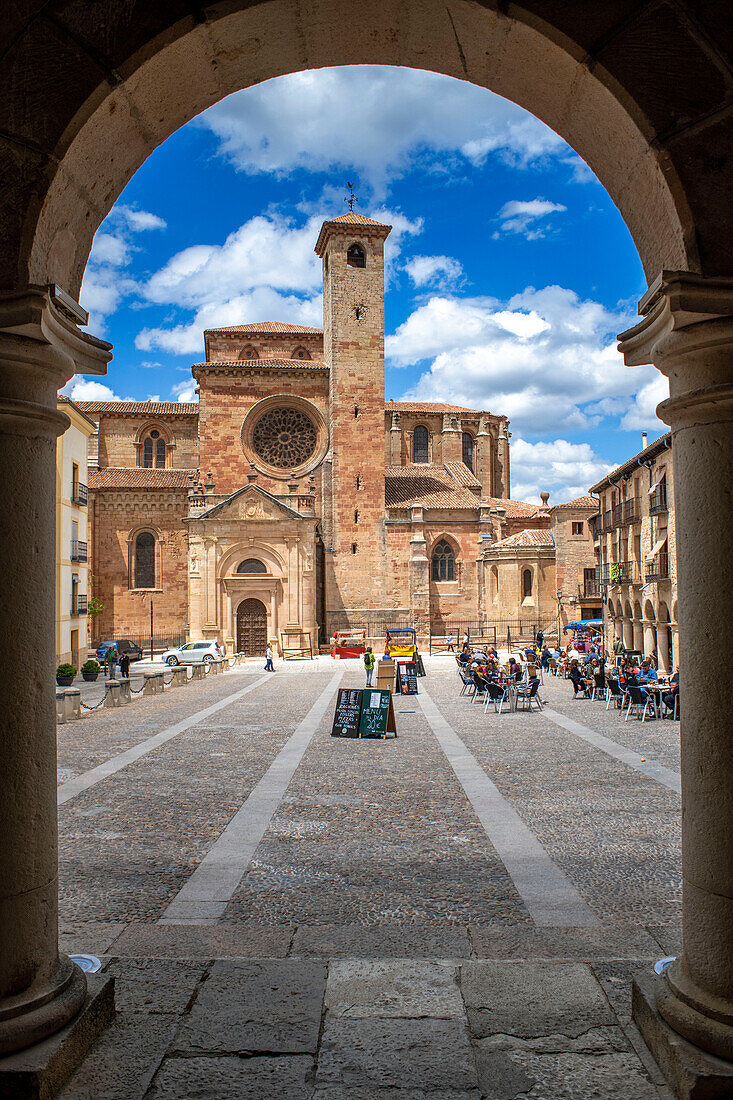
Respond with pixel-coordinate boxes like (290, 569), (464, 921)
(446, 633), (455, 653)
(536, 628), (544, 649)
(364, 646), (375, 686)
(119, 651), (130, 679)
(264, 641), (275, 672)
(106, 643), (118, 679)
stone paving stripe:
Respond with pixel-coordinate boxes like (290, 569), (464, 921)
(58, 674), (273, 806)
(542, 708), (681, 794)
(159, 672), (343, 924)
(417, 687), (599, 928)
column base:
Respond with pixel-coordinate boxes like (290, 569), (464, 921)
(0, 973), (114, 1098)
(633, 971), (733, 1099)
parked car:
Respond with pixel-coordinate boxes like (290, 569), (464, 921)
(95, 639), (143, 663)
(161, 641), (225, 666)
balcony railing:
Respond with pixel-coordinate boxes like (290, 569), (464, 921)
(597, 560), (641, 587)
(621, 497), (641, 525)
(649, 486), (668, 516)
(71, 482), (88, 506)
(71, 539), (87, 562)
(70, 594), (87, 615)
(646, 552), (670, 582)
(580, 580), (601, 598)
(588, 514), (601, 539)
(602, 509), (615, 532)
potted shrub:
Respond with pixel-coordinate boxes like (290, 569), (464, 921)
(81, 659), (100, 682)
(56, 663), (77, 687)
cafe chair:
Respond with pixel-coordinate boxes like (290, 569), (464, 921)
(471, 672), (489, 704)
(624, 684), (657, 723)
(458, 668), (474, 696)
(605, 677), (625, 710)
(484, 679), (512, 715)
(591, 673), (605, 701)
(515, 677), (543, 712)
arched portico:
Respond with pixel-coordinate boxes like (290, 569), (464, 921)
(2, 1), (733, 1088)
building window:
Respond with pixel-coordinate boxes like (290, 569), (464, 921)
(522, 568), (533, 599)
(241, 344), (258, 360)
(572, 521), (584, 536)
(462, 432), (474, 472)
(346, 243), (366, 268)
(413, 425), (429, 464)
(134, 532), (156, 589)
(292, 346), (311, 360)
(236, 558), (267, 574)
(143, 429), (166, 469)
(432, 539), (455, 581)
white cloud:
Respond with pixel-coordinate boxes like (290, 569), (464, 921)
(495, 197), (567, 239)
(404, 255), (463, 288)
(391, 285), (660, 434)
(171, 379), (198, 403)
(619, 373), (669, 431)
(61, 377), (128, 402)
(510, 438), (613, 505)
(199, 67), (575, 196)
(80, 204), (166, 332)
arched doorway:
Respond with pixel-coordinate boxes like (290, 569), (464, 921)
(236, 598), (267, 656)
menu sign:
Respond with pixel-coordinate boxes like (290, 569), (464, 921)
(358, 690), (393, 738)
(397, 662), (419, 695)
(330, 688), (363, 738)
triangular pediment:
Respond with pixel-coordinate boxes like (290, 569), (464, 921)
(201, 484), (301, 522)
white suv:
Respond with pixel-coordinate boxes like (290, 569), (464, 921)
(161, 641), (225, 666)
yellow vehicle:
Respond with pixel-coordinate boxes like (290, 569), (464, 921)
(385, 627), (418, 660)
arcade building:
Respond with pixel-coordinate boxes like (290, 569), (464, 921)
(80, 210), (597, 653)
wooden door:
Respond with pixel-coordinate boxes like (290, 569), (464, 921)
(237, 598), (267, 656)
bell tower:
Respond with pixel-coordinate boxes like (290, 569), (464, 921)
(315, 209), (391, 630)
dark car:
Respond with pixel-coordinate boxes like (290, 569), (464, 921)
(95, 639), (143, 663)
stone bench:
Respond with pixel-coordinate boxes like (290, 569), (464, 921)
(142, 672), (164, 695)
(170, 666), (187, 687)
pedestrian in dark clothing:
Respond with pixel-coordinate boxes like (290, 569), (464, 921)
(119, 652), (130, 679)
(536, 629), (544, 649)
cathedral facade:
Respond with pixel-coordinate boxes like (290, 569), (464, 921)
(80, 211), (598, 653)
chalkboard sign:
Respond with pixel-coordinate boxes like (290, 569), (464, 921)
(358, 690), (395, 738)
(397, 661), (419, 695)
(331, 688), (363, 737)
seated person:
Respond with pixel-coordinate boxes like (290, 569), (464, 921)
(662, 667), (680, 716)
(637, 659), (657, 699)
(458, 645), (472, 667)
(568, 659), (588, 697)
(508, 656), (522, 680)
(540, 645), (551, 669)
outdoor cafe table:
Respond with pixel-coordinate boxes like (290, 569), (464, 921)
(645, 681), (673, 717)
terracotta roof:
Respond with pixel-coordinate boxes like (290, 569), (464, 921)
(489, 529), (555, 550)
(204, 321), (322, 334)
(315, 212), (392, 255)
(551, 495), (598, 510)
(88, 468), (195, 490)
(483, 496), (541, 519)
(444, 461), (482, 489)
(193, 358), (327, 371)
(76, 401), (198, 416)
(589, 433), (671, 492)
(385, 401), (481, 415)
(385, 464), (481, 510)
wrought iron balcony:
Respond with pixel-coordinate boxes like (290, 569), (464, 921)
(646, 553), (670, 582)
(580, 580), (601, 598)
(602, 509), (615, 532)
(71, 482), (88, 506)
(611, 503), (623, 527)
(71, 539), (87, 562)
(621, 497), (641, 525)
(70, 593), (87, 615)
(588, 514), (601, 539)
(649, 485), (668, 516)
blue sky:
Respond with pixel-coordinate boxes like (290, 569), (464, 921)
(64, 66), (668, 504)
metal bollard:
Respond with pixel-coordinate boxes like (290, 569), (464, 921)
(64, 688), (81, 720)
(117, 677), (131, 704)
(104, 680), (121, 708)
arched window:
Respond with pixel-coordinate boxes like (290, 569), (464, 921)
(292, 346), (311, 360)
(491, 565), (499, 603)
(522, 568), (533, 599)
(413, 425), (429, 464)
(240, 344), (258, 360)
(142, 429), (166, 468)
(432, 539), (455, 581)
(347, 243), (366, 268)
(462, 431), (474, 472)
(236, 558), (267, 574)
(134, 532), (156, 588)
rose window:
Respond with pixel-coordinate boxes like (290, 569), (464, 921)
(252, 407), (318, 469)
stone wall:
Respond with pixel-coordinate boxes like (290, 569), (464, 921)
(94, 414), (199, 469)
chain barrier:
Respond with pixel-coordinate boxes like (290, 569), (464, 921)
(79, 697), (106, 712)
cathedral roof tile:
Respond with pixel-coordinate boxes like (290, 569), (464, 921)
(75, 401), (198, 416)
(489, 529), (555, 549)
(192, 357), (327, 370)
(88, 468), (195, 489)
(385, 401), (483, 415)
(204, 321), (323, 334)
(385, 464), (481, 509)
(551, 495), (598, 510)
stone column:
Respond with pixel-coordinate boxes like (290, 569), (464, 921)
(0, 289), (110, 1054)
(389, 411), (401, 464)
(619, 272), (733, 1062)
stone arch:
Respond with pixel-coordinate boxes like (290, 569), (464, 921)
(133, 419), (174, 468)
(219, 541), (286, 579)
(236, 597), (268, 656)
(236, 557), (267, 574)
(657, 600), (671, 623)
(624, 600), (633, 620)
(430, 536), (458, 582)
(634, 600), (643, 620)
(126, 524), (162, 590)
(346, 242), (366, 268)
(239, 344), (259, 360)
(291, 346), (311, 360)
(16, 0), (718, 304)
(644, 598), (656, 621)
(412, 424), (430, 464)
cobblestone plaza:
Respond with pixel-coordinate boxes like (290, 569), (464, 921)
(54, 658), (682, 1097)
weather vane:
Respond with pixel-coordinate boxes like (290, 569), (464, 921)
(345, 181), (358, 212)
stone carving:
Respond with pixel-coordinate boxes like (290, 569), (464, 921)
(253, 406), (317, 469)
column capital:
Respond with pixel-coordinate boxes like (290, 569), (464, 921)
(618, 271), (733, 427)
(0, 286), (111, 438)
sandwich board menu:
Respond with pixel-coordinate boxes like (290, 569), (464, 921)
(330, 688), (363, 738)
(331, 688), (397, 739)
(358, 690), (397, 738)
(396, 661), (419, 695)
